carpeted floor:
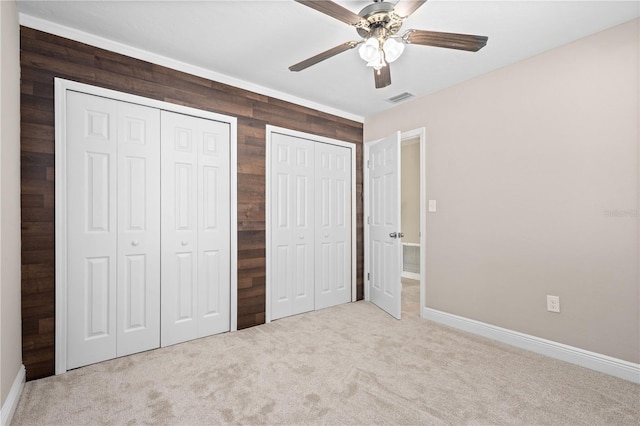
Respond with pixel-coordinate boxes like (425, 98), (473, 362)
(12, 281), (640, 425)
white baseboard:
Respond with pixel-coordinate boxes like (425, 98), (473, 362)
(401, 272), (420, 280)
(1, 364), (25, 426)
(422, 307), (640, 384)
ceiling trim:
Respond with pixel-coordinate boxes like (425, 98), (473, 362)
(18, 13), (365, 123)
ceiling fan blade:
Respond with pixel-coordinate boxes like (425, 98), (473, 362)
(403, 29), (488, 52)
(295, 0), (366, 26)
(374, 66), (391, 89)
(393, 1), (428, 19)
(289, 41), (359, 72)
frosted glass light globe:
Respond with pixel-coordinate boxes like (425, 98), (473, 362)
(358, 38), (380, 63)
(383, 38), (405, 63)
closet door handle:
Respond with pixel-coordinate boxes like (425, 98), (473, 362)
(299, 235), (304, 240)
(181, 240), (189, 246)
(324, 233), (329, 238)
(131, 240), (139, 246)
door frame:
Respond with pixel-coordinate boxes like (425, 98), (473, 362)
(265, 125), (358, 323)
(364, 128), (426, 317)
(54, 78), (239, 374)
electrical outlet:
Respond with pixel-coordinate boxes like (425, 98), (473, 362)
(546, 295), (560, 313)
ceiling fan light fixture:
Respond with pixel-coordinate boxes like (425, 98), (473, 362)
(383, 37), (405, 63)
(358, 37), (380, 62)
(290, 0), (488, 89)
(367, 52), (387, 70)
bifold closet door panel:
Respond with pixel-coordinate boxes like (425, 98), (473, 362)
(314, 143), (352, 310)
(66, 92), (161, 369)
(116, 102), (161, 357)
(196, 117), (231, 338)
(67, 92), (118, 369)
(270, 133), (315, 320)
(160, 111), (231, 347)
(161, 111), (199, 346)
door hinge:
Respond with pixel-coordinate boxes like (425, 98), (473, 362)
(367, 216), (371, 225)
(367, 272), (370, 281)
(367, 160), (370, 168)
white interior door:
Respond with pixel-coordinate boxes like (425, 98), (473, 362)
(196, 117), (231, 337)
(67, 92), (161, 368)
(161, 111), (200, 345)
(367, 132), (402, 319)
(116, 102), (161, 357)
(315, 143), (352, 310)
(270, 133), (315, 320)
(67, 92), (118, 369)
(161, 111), (231, 346)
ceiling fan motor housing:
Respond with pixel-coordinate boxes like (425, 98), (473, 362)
(356, 1), (404, 39)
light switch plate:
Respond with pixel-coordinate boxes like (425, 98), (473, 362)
(428, 200), (437, 212)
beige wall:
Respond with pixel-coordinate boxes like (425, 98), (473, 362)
(401, 141), (421, 244)
(1, 0), (23, 406)
(365, 19), (639, 363)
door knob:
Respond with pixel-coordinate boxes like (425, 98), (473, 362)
(131, 240), (139, 246)
(389, 232), (397, 238)
(299, 235), (304, 240)
(181, 240), (188, 246)
(324, 233), (329, 238)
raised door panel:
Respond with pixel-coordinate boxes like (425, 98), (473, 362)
(161, 111), (199, 346)
(197, 119), (231, 337)
(292, 143), (315, 315)
(270, 133), (315, 320)
(116, 102), (160, 356)
(67, 91), (118, 369)
(315, 143), (352, 310)
(270, 139), (295, 320)
(371, 162), (383, 296)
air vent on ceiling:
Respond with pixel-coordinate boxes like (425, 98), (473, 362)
(386, 92), (414, 104)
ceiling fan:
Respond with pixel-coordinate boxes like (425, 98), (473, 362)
(289, 0), (488, 89)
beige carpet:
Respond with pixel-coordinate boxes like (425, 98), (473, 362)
(12, 282), (640, 425)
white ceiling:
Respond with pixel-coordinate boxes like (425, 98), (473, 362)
(16, 0), (640, 120)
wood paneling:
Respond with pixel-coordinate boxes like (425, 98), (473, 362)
(20, 26), (363, 380)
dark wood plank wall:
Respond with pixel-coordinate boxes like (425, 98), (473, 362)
(20, 26), (364, 380)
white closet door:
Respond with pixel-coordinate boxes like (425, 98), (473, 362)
(197, 117), (231, 337)
(67, 92), (119, 369)
(270, 133), (315, 320)
(116, 102), (161, 356)
(161, 111), (231, 346)
(314, 143), (352, 310)
(67, 92), (161, 369)
(161, 111), (199, 346)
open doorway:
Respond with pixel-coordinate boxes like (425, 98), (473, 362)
(400, 129), (426, 319)
(363, 128), (425, 320)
